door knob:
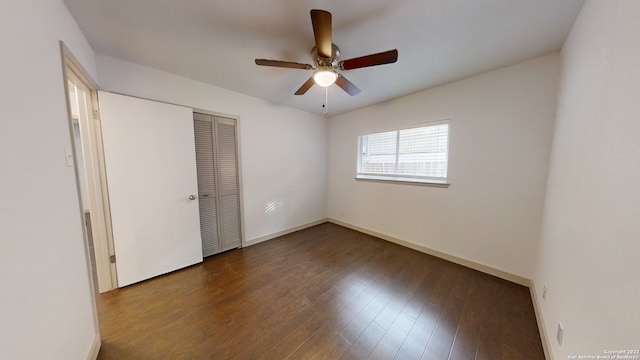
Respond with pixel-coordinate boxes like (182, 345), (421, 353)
(188, 195), (197, 200)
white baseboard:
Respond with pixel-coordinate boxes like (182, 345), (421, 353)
(530, 282), (553, 360)
(327, 218), (530, 287)
(87, 333), (101, 360)
(244, 218), (328, 247)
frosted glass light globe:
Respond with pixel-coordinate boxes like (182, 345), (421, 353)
(313, 67), (338, 87)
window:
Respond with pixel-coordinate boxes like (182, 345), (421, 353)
(356, 121), (450, 185)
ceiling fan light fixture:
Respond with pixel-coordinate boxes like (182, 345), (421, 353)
(313, 67), (338, 87)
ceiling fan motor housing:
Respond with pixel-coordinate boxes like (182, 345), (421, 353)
(312, 44), (340, 68)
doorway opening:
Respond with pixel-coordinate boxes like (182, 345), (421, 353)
(62, 44), (117, 293)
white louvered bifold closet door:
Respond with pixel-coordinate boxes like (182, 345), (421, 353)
(216, 117), (241, 251)
(193, 113), (241, 257)
(194, 114), (220, 257)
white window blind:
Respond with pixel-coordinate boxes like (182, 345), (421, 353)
(357, 121), (450, 184)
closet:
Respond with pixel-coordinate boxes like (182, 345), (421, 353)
(193, 113), (242, 257)
(98, 92), (243, 287)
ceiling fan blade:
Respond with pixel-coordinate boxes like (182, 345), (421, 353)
(295, 77), (316, 95)
(311, 9), (332, 58)
(339, 49), (398, 70)
(335, 75), (361, 96)
(255, 59), (313, 70)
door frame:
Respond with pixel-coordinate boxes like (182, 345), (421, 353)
(61, 42), (118, 292)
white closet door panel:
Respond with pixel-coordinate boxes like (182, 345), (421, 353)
(199, 198), (220, 256)
(99, 91), (202, 287)
(216, 118), (241, 250)
(193, 114), (217, 196)
(216, 118), (239, 194)
(220, 194), (241, 251)
(193, 114), (220, 257)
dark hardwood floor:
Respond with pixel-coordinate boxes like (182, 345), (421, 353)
(96, 223), (544, 359)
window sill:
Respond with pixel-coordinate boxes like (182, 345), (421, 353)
(355, 175), (450, 188)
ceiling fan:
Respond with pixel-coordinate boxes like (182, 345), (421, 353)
(255, 9), (398, 96)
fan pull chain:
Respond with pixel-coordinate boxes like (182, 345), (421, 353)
(324, 86), (329, 115)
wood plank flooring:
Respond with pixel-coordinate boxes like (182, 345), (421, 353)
(96, 223), (544, 359)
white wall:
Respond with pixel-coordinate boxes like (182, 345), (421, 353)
(96, 55), (328, 243)
(0, 0), (99, 359)
(328, 54), (560, 279)
(533, 1), (640, 358)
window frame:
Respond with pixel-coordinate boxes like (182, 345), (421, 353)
(355, 120), (451, 187)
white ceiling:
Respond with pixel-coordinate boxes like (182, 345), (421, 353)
(63, 0), (584, 116)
